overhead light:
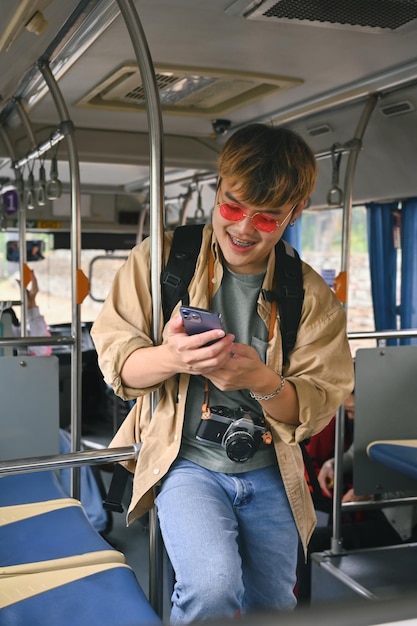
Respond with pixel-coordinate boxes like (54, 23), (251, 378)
(307, 123), (333, 137)
(25, 11), (49, 36)
(76, 63), (303, 117)
(0, 0), (52, 53)
(379, 100), (415, 117)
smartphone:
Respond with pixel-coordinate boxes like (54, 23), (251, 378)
(180, 306), (225, 344)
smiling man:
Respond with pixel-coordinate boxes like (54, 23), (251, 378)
(91, 123), (354, 624)
(214, 180), (298, 274)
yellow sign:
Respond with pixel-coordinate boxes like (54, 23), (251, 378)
(35, 220), (62, 229)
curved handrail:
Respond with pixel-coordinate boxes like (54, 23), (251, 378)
(38, 59), (84, 501)
(331, 95), (378, 556)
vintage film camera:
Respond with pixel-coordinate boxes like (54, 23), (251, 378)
(195, 405), (267, 463)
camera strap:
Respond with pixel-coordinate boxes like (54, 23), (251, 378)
(201, 254), (272, 445)
(200, 253), (216, 421)
(162, 225), (302, 433)
(201, 380), (211, 420)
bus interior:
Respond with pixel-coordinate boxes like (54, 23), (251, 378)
(1, 1), (417, 624)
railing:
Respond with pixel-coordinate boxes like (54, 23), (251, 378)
(0, 445), (141, 475)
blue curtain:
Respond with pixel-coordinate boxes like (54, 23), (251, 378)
(366, 202), (398, 344)
(399, 198), (417, 345)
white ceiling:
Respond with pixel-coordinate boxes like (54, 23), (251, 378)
(0, 0), (417, 205)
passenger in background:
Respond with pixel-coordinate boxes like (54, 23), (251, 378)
(6, 269), (52, 356)
(303, 392), (354, 484)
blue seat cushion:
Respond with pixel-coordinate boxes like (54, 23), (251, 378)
(0, 471), (67, 506)
(367, 441), (417, 481)
(0, 564), (162, 626)
(0, 504), (114, 567)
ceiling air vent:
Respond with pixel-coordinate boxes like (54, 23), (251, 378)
(225, 0), (417, 33)
(306, 124), (332, 137)
(379, 100), (415, 117)
(76, 64), (302, 117)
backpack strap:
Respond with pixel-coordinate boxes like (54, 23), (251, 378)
(105, 225), (205, 514)
(160, 223), (205, 324)
(262, 239), (304, 365)
(102, 463), (131, 513)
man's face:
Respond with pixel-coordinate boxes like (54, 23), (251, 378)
(212, 177), (304, 275)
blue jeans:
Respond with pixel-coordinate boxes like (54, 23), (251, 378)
(155, 458), (298, 624)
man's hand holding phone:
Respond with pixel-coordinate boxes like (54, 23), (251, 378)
(163, 306), (232, 375)
(180, 306), (225, 345)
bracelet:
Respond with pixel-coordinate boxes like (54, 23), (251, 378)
(249, 373), (285, 401)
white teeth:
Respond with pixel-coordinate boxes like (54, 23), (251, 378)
(231, 235), (253, 247)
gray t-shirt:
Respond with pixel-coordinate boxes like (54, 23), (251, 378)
(179, 264), (277, 473)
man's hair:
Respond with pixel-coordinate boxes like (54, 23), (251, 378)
(218, 123), (317, 208)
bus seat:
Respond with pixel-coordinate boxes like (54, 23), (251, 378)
(0, 562), (162, 625)
(354, 346), (417, 495)
(0, 470), (68, 506)
(367, 440), (417, 482)
(0, 356), (60, 462)
(0, 447), (112, 536)
(0, 499), (124, 571)
(0, 310), (14, 357)
(0, 483), (161, 625)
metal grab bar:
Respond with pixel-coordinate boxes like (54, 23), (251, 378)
(12, 121), (72, 170)
(115, 0), (165, 615)
(0, 335), (74, 348)
(0, 444), (141, 476)
(341, 496), (417, 512)
(348, 329), (417, 340)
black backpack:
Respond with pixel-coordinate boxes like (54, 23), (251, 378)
(104, 224), (321, 513)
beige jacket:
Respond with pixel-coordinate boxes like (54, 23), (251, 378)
(91, 225), (354, 553)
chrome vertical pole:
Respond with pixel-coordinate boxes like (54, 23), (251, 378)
(116, 0), (165, 616)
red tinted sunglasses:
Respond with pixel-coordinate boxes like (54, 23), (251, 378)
(217, 201), (297, 233)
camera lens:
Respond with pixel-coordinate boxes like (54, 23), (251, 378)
(224, 430), (255, 463)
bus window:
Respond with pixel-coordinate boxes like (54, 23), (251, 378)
(0, 236), (127, 326)
(301, 205), (375, 355)
(88, 254), (128, 303)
